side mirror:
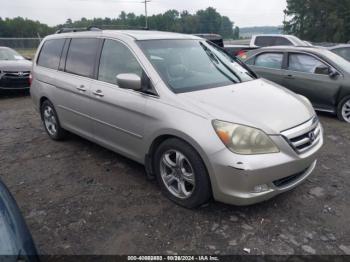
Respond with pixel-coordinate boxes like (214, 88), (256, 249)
(329, 69), (340, 79)
(314, 65), (330, 75)
(116, 73), (141, 91)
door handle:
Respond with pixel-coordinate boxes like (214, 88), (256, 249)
(93, 90), (104, 97)
(285, 74), (295, 79)
(76, 85), (87, 92)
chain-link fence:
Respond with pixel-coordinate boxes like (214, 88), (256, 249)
(0, 37), (42, 58)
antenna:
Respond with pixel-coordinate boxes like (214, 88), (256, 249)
(141, 0), (151, 29)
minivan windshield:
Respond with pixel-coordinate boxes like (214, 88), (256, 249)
(138, 40), (255, 93)
(0, 48), (25, 61)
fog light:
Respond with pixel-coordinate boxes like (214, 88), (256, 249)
(253, 184), (270, 193)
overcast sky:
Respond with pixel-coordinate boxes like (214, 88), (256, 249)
(1, 0), (287, 27)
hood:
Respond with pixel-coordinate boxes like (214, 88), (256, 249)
(0, 60), (32, 72)
(178, 79), (315, 134)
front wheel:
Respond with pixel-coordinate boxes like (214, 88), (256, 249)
(337, 96), (350, 123)
(40, 100), (67, 140)
(154, 138), (212, 208)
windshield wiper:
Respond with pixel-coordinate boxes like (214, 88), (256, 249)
(200, 42), (239, 84)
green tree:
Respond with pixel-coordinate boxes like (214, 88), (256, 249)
(284, 0), (350, 43)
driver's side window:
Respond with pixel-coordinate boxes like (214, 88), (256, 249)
(98, 39), (142, 85)
(288, 53), (328, 75)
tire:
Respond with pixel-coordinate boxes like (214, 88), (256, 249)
(154, 138), (212, 208)
(337, 96), (350, 123)
(40, 100), (67, 140)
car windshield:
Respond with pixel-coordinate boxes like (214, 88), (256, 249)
(137, 40), (255, 93)
(288, 35), (309, 46)
(323, 49), (350, 74)
(0, 48), (25, 61)
(332, 47), (350, 62)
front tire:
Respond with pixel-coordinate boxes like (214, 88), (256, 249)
(154, 138), (212, 208)
(40, 100), (67, 140)
(337, 96), (350, 123)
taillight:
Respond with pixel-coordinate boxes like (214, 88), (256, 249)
(237, 50), (247, 59)
(29, 73), (33, 87)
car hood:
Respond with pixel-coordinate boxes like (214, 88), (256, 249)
(0, 60), (32, 72)
(178, 79), (315, 134)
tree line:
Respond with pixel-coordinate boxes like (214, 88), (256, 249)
(284, 0), (350, 43)
(0, 7), (239, 39)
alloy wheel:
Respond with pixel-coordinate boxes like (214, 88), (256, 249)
(43, 105), (58, 136)
(342, 99), (350, 123)
(160, 150), (196, 199)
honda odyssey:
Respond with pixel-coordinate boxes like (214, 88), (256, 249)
(30, 30), (323, 208)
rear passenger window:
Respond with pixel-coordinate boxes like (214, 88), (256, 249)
(37, 39), (65, 69)
(255, 37), (272, 47)
(255, 36), (292, 47)
(65, 38), (99, 78)
(98, 39), (142, 85)
(254, 53), (283, 69)
(274, 37), (293, 46)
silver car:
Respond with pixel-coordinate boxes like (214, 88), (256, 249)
(30, 30), (323, 208)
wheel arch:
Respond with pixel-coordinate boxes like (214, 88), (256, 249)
(145, 130), (215, 187)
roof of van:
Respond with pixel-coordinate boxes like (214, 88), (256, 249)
(50, 30), (201, 41)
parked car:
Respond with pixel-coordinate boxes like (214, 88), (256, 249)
(328, 44), (350, 62)
(0, 178), (39, 260)
(243, 46), (350, 123)
(224, 44), (258, 58)
(0, 47), (32, 94)
(194, 34), (224, 47)
(31, 30), (323, 208)
(225, 34), (311, 59)
(250, 34), (312, 48)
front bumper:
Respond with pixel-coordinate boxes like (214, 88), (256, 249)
(208, 126), (323, 206)
(0, 86), (30, 91)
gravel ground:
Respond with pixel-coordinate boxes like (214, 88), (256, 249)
(0, 95), (349, 255)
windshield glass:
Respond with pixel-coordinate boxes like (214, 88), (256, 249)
(332, 47), (350, 62)
(138, 40), (255, 93)
(288, 35), (309, 46)
(323, 49), (350, 74)
(0, 48), (25, 61)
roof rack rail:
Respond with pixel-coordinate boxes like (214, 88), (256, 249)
(55, 25), (149, 34)
(55, 26), (102, 34)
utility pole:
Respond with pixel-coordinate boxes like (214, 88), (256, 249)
(142, 0), (151, 29)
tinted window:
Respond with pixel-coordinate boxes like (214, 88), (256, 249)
(37, 39), (65, 69)
(98, 40), (142, 85)
(65, 38), (99, 77)
(255, 36), (292, 47)
(274, 37), (293, 46)
(254, 53), (283, 69)
(332, 47), (350, 61)
(288, 53), (326, 74)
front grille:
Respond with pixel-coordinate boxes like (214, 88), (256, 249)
(281, 116), (322, 154)
(0, 71), (30, 88)
(273, 169), (306, 188)
(3, 71), (30, 77)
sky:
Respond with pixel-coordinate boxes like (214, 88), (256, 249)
(1, 0), (287, 28)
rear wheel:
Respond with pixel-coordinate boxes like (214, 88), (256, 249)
(40, 100), (67, 140)
(154, 138), (211, 208)
(337, 96), (350, 123)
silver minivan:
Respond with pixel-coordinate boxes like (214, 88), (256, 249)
(31, 30), (324, 208)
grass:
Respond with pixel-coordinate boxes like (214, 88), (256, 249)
(16, 49), (37, 59)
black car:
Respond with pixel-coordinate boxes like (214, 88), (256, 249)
(0, 47), (32, 94)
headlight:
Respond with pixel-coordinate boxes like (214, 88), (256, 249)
(212, 120), (279, 155)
